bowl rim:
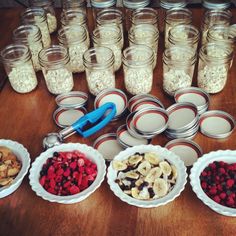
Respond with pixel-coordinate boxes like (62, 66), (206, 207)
(107, 144), (187, 208)
(190, 149), (236, 216)
(0, 139), (31, 196)
(29, 143), (106, 204)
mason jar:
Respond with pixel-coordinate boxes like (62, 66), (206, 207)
(60, 9), (89, 45)
(13, 25), (43, 72)
(83, 47), (115, 95)
(165, 8), (192, 48)
(123, 0), (151, 31)
(197, 42), (233, 94)
(91, 0), (117, 22)
(96, 8), (124, 48)
(131, 8), (158, 30)
(163, 45), (196, 96)
(201, 9), (232, 45)
(0, 44), (38, 93)
(168, 24), (199, 52)
(129, 24), (159, 68)
(21, 7), (51, 48)
(92, 25), (122, 71)
(160, 0), (187, 33)
(202, 0), (231, 11)
(39, 45), (74, 94)
(29, 0), (57, 33)
(122, 45), (154, 95)
(62, 0), (87, 15)
(58, 24), (88, 73)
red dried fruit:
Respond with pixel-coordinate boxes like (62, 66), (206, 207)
(47, 165), (55, 175)
(209, 163), (216, 169)
(78, 158), (85, 167)
(63, 168), (71, 177)
(69, 185), (80, 195)
(56, 169), (64, 176)
(63, 181), (71, 188)
(217, 184), (223, 191)
(213, 195), (221, 203)
(50, 179), (56, 189)
(72, 171), (79, 179)
(66, 153), (73, 159)
(219, 168), (226, 174)
(219, 192), (226, 200)
(201, 182), (207, 189)
(226, 197), (235, 206)
(70, 161), (77, 170)
(85, 167), (94, 175)
(39, 176), (46, 186)
(209, 187), (217, 195)
(227, 179), (234, 188)
(201, 171), (207, 177)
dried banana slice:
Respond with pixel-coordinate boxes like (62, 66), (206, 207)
(0, 164), (8, 172)
(2, 153), (17, 162)
(145, 167), (162, 183)
(159, 161), (172, 176)
(171, 165), (178, 180)
(153, 178), (169, 197)
(138, 187), (150, 200)
(131, 187), (140, 199)
(112, 160), (127, 171)
(7, 167), (20, 177)
(128, 154), (143, 165)
(0, 177), (13, 186)
(135, 178), (144, 187)
(125, 171), (139, 180)
(0, 146), (12, 159)
(144, 152), (160, 165)
(137, 161), (151, 176)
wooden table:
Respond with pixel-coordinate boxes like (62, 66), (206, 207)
(0, 7), (236, 236)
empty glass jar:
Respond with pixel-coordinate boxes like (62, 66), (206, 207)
(163, 45), (196, 96)
(122, 45), (154, 95)
(39, 45), (74, 94)
(62, 0), (87, 15)
(1, 44), (38, 93)
(197, 42), (233, 94)
(83, 47), (115, 95)
(13, 24), (43, 72)
(21, 7), (51, 47)
(92, 25), (122, 71)
(29, 0), (57, 33)
(58, 25), (89, 73)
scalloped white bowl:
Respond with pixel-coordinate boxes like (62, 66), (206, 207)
(0, 139), (30, 198)
(190, 150), (236, 217)
(29, 143), (106, 204)
(107, 145), (187, 208)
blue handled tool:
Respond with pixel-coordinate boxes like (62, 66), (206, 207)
(43, 102), (116, 149)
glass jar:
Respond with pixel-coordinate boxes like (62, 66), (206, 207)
(122, 45), (154, 95)
(92, 25), (122, 72)
(123, 0), (150, 31)
(62, 0), (87, 15)
(129, 24), (159, 68)
(21, 7), (51, 48)
(163, 45), (196, 96)
(91, 0), (116, 21)
(164, 8), (192, 48)
(0, 44), (38, 93)
(83, 47), (115, 95)
(60, 9), (89, 44)
(58, 24), (89, 73)
(96, 8), (124, 48)
(131, 8), (158, 30)
(13, 25), (43, 72)
(201, 9), (232, 45)
(39, 45), (74, 94)
(29, 0), (57, 33)
(202, 0), (231, 11)
(160, 0), (187, 33)
(197, 42), (233, 94)
(168, 24), (199, 52)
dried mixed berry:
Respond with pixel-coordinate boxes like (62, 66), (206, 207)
(200, 161), (236, 208)
(39, 150), (97, 196)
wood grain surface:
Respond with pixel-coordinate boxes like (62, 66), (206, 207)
(0, 7), (236, 236)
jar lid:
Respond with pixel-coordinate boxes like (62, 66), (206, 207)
(165, 139), (203, 166)
(93, 133), (124, 161)
(160, 0), (187, 9)
(123, 0), (150, 9)
(202, 0), (231, 9)
(199, 110), (235, 139)
(91, 0), (116, 8)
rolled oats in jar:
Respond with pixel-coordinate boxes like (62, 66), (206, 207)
(83, 47), (115, 96)
(92, 25), (122, 71)
(164, 7), (192, 48)
(39, 45), (74, 94)
(58, 24), (89, 73)
(163, 45), (196, 96)
(1, 44), (38, 93)
(129, 24), (159, 68)
(197, 42), (233, 94)
(13, 24), (43, 72)
(29, 0), (57, 33)
(122, 45), (154, 95)
(62, 0), (87, 15)
(21, 7), (51, 48)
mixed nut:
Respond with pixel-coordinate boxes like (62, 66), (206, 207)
(113, 152), (177, 200)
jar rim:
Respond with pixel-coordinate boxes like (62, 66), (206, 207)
(21, 7), (47, 24)
(123, 0), (150, 9)
(96, 8), (123, 23)
(160, 0), (187, 9)
(203, 9), (232, 25)
(91, 0), (116, 8)
(61, 9), (87, 26)
(131, 8), (158, 25)
(202, 0), (231, 10)
(165, 7), (192, 24)
(29, 0), (53, 7)
(207, 25), (235, 43)
(129, 24), (159, 41)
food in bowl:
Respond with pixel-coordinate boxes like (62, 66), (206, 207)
(39, 150), (97, 196)
(113, 152), (178, 200)
(0, 146), (22, 187)
(200, 161), (236, 208)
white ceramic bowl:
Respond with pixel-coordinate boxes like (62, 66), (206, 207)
(107, 144), (187, 208)
(190, 150), (236, 217)
(0, 139), (30, 198)
(29, 143), (106, 204)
